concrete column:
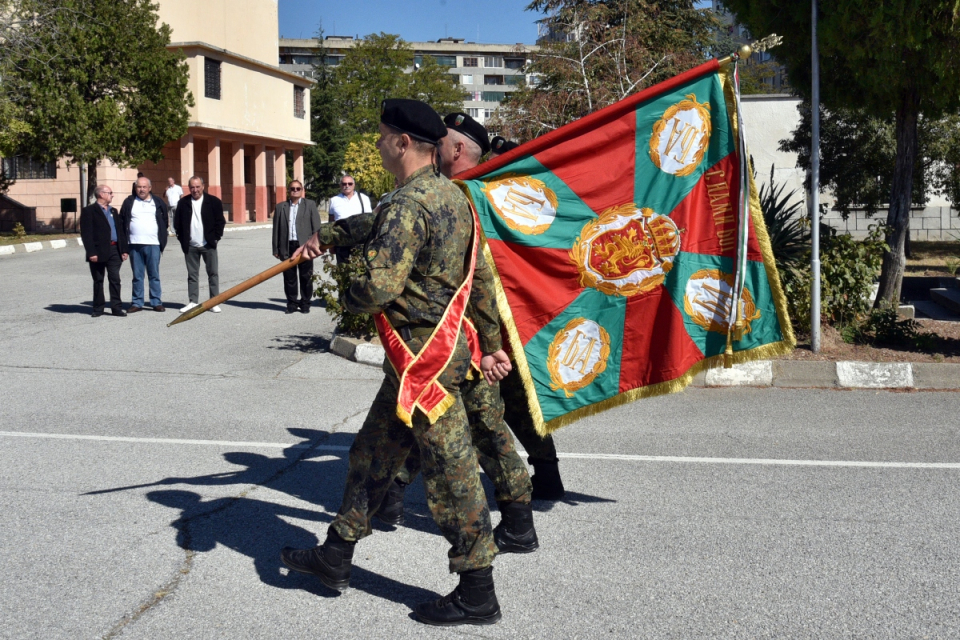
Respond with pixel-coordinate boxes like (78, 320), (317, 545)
(254, 143), (268, 222)
(207, 138), (221, 199)
(293, 147), (304, 182)
(179, 132), (194, 188)
(274, 147), (287, 204)
(231, 142), (246, 223)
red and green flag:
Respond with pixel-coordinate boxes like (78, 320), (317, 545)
(456, 59), (795, 435)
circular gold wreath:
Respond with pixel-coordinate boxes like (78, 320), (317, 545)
(546, 318), (611, 398)
(481, 173), (559, 236)
(648, 94), (712, 178)
(682, 268), (761, 334)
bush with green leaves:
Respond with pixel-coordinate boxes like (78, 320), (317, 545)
(841, 308), (936, 351)
(313, 250), (376, 337)
(758, 164), (808, 273)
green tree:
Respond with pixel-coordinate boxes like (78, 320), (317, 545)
(11, 0), (192, 201)
(332, 33), (463, 135)
(303, 34), (350, 201)
(494, 0), (717, 141)
(719, 0), (960, 307)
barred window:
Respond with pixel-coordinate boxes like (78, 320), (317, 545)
(294, 86), (305, 119)
(204, 58), (221, 100)
(1, 156), (57, 180)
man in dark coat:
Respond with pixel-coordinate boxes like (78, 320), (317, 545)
(271, 179), (321, 313)
(80, 185), (129, 317)
(173, 176), (226, 313)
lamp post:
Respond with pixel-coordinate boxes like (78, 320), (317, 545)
(810, 0), (822, 352)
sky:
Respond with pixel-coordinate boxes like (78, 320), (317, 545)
(278, 0), (547, 45)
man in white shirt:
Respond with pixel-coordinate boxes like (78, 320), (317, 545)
(327, 175), (371, 263)
(119, 176), (169, 312)
(173, 176), (226, 314)
(164, 177), (183, 232)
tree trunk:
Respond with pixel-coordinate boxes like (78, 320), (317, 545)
(86, 161), (97, 205)
(874, 88), (920, 308)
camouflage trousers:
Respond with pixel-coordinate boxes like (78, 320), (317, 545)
(397, 373), (532, 504)
(329, 335), (497, 573)
(499, 368), (559, 464)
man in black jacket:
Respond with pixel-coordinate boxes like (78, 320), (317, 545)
(173, 176), (226, 313)
(80, 185), (129, 317)
(119, 176), (169, 312)
(272, 179), (321, 313)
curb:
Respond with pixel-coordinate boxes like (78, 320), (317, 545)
(329, 337), (960, 390)
(0, 224), (272, 256)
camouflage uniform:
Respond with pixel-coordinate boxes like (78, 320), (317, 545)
(328, 165), (498, 572)
(319, 195), (533, 507)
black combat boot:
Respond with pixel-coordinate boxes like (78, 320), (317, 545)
(280, 529), (355, 592)
(416, 566), (502, 626)
(374, 478), (407, 526)
(530, 457), (565, 500)
(494, 501), (539, 554)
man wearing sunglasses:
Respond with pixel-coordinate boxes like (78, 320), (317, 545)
(327, 175), (370, 263)
(272, 180), (321, 313)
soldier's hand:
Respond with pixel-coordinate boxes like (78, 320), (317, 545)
(480, 350), (512, 385)
(89, 256), (98, 262)
(295, 232), (331, 261)
(121, 253), (128, 261)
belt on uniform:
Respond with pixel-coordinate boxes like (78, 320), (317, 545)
(110, 241), (117, 245)
(399, 325), (435, 340)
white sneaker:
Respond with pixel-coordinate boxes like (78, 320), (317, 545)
(180, 302), (199, 314)
(211, 305), (222, 313)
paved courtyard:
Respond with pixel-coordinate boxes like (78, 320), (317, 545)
(2, 229), (959, 638)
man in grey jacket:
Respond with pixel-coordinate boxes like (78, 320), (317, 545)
(272, 179), (322, 314)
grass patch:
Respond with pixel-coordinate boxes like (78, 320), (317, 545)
(0, 232), (80, 246)
(905, 240), (960, 275)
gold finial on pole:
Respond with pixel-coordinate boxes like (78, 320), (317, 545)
(719, 33), (782, 66)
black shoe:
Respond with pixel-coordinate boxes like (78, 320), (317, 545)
(285, 307), (297, 314)
(494, 501), (539, 554)
(375, 479), (406, 526)
(416, 567), (501, 626)
(91, 310), (103, 318)
(112, 308), (127, 317)
(280, 531), (355, 592)
(300, 305), (310, 314)
(530, 459), (565, 500)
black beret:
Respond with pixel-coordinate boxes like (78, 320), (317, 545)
(491, 136), (519, 155)
(444, 112), (491, 156)
(380, 99), (447, 144)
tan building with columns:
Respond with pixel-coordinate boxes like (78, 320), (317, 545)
(2, 0), (312, 230)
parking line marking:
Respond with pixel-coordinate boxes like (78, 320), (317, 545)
(2, 431), (958, 469)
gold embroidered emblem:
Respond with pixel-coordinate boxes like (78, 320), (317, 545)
(546, 318), (611, 397)
(683, 269), (761, 334)
(482, 173), (559, 235)
(570, 204), (681, 297)
(649, 94), (711, 177)
(367, 249), (378, 260)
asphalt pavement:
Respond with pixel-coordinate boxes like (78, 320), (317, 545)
(2, 228), (959, 639)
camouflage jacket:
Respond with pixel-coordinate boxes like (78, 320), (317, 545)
(341, 165), (502, 353)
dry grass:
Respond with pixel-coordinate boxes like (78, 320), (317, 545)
(0, 232), (80, 246)
(906, 240), (960, 276)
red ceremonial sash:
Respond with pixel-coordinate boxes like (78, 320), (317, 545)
(375, 206), (481, 426)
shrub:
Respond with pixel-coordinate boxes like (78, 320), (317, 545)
(13, 222), (26, 239)
(314, 251), (377, 336)
(841, 307), (936, 351)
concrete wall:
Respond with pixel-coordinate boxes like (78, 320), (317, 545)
(156, 0), (279, 67)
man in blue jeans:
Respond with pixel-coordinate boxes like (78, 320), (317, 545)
(119, 176), (169, 312)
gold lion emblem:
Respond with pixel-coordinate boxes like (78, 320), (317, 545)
(570, 204), (681, 297)
(649, 94), (712, 177)
(482, 173), (559, 235)
(547, 318), (611, 397)
(683, 269), (761, 334)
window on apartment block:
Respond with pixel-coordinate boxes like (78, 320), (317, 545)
(463, 57), (478, 67)
(484, 109), (496, 120)
(505, 58), (525, 70)
(294, 86), (305, 119)
(484, 75), (504, 85)
(1, 156), (57, 180)
(466, 108), (479, 117)
(481, 91), (505, 102)
(483, 56), (503, 68)
(461, 74), (474, 85)
(204, 57), (221, 100)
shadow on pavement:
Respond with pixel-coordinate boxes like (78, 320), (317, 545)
(46, 303), (97, 314)
(223, 299), (288, 312)
(269, 333), (331, 352)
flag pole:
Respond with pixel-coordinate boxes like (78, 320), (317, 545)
(810, 0), (822, 352)
(167, 253), (310, 327)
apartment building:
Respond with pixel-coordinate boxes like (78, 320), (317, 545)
(279, 36), (537, 127)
